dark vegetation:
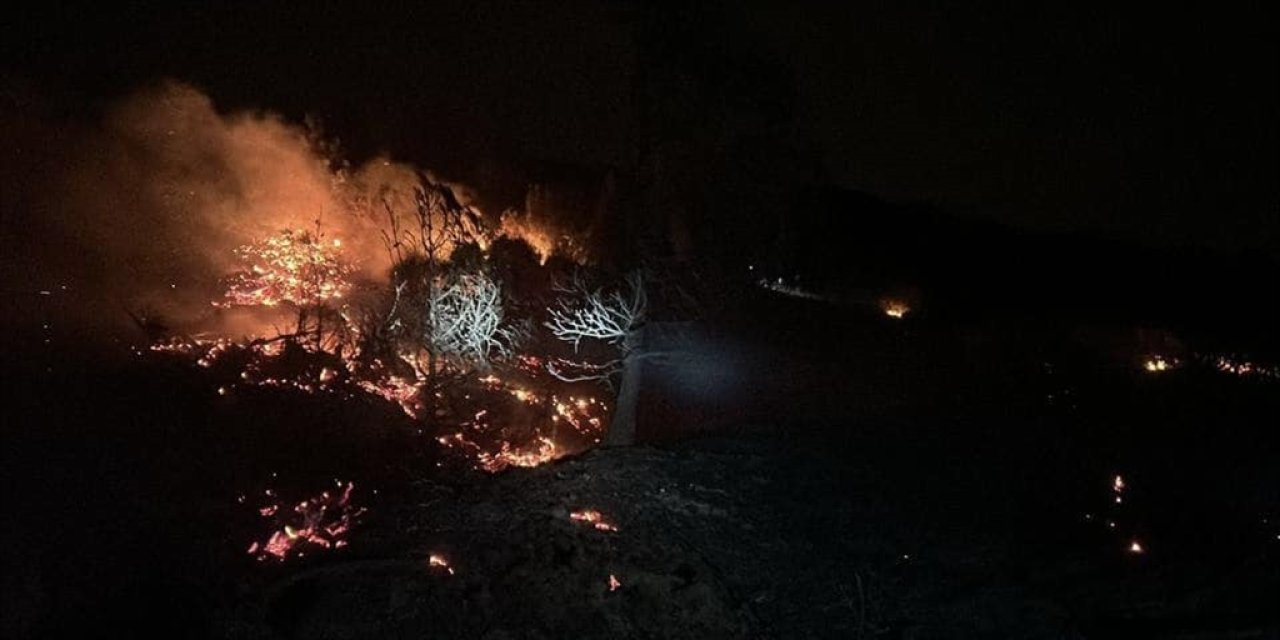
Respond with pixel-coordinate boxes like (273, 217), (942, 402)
(770, 187), (1280, 358)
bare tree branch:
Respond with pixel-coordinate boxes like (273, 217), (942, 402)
(544, 271), (646, 351)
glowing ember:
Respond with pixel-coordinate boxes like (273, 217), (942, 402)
(1113, 475), (1125, 493)
(247, 480), (365, 562)
(1142, 355), (1175, 372)
(608, 574), (622, 592)
(1128, 540), (1144, 554)
(477, 437), (560, 473)
(356, 373), (424, 418)
(570, 509), (619, 532)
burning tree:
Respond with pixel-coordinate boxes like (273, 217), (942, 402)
(380, 177), (491, 378)
(545, 270), (647, 445)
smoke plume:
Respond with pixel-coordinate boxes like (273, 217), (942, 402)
(2, 81), (447, 337)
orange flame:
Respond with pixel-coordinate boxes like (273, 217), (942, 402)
(570, 509), (619, 532)
(218, 229), (354, 309)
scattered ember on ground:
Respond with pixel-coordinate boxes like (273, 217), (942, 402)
(570, 509), (619, 532)
(247, 480), (366, 562)
(1207, 354), (1280, 380)
(608, 574), (622, 592)
(1084, 471), (1156, 559)
(477, 437), (561, 473)
(151, 333), (607, 474)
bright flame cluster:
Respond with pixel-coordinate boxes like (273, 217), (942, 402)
(428, 553), (455, 575)
(218, 230), (354, 308)
(881, 299), (911, 319)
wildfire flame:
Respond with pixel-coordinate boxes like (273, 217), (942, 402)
(149, 208), (608, 480)
(428, 553), (455, 575)
(496, 208), (589, 265)
(218, 229), (354, 309)
(881, 299), (910, 319)
(1210, 355), (1279, 379)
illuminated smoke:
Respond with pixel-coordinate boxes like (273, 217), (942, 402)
(4, 80), (592, 338)
(4, 81), (455, 335)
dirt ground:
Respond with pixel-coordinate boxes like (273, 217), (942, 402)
(5, 292), (1279, 639)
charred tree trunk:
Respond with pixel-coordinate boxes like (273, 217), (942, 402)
(605, 326), (645, 447)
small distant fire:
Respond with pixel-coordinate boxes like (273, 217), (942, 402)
(1209, 355), (1280, 380)
(1140, 352), (1279, 381)
(496, 208), (589, 266)
(428, 553), (455, 575)
(1084, 471), (1153, 559)
(881, 299), (910, 319)
(607, 574), (622, 592)
(570, 509), (619, 532)
(246, 480), (365, 562)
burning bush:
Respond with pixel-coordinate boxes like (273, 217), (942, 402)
(143, 150), (648, 481)
(218, 228), (354, 311)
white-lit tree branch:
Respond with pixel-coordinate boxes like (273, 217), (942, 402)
(545, 357), (624, 384)
(544, 271), (646, 351)
(427, 271), (515, 366)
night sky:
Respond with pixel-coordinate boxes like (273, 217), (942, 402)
(5, 1), (1277, 253)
